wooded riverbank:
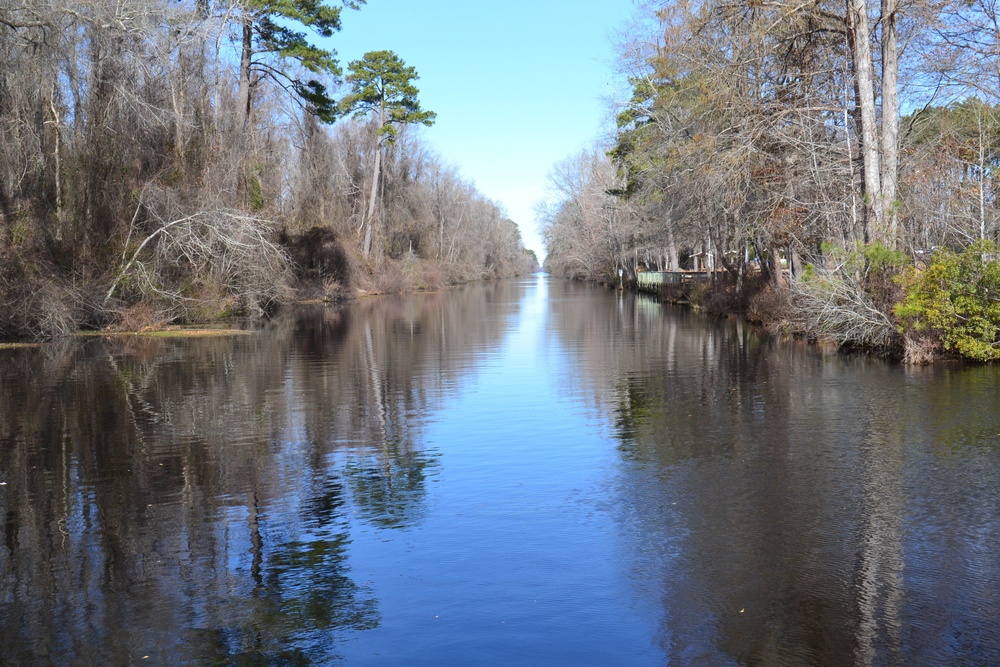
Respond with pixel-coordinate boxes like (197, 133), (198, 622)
(541, 1), (1000, 364)
(0, 1), (537, 341)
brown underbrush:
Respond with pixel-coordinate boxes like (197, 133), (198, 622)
(104, 302), (172, 333)
(0, 250), (86, 339)
(902, 332), (940, 365)
(746, 284), (794, 334)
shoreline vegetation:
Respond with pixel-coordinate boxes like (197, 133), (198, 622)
(540, 2), (1000, 365)
(571, 242), (1000, 365)
(76, 327), (253, 338)
(0, 1), (537, 344)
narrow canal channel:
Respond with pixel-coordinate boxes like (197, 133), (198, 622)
(2, 274), (998, 665)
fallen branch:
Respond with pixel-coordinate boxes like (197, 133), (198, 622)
(104, 208), (291, 317)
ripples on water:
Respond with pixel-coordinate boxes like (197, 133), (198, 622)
(1, 275), (999, 665)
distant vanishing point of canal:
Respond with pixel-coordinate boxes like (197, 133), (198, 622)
(2, 274), (999, 665)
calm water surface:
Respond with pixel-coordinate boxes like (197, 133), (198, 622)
(1, 275), (999, 665)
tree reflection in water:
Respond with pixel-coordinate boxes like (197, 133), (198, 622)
(4, 279), (997, 665)
(0, 282), (517, 665)
(549, 284), (1000, 666)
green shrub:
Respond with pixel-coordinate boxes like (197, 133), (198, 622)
(895, 240), (1000, 361)
(816, 240), (909, 276)
(863, 241), (910, 272)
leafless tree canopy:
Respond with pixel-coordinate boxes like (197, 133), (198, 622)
(0, 0), (537, 338)
(543, 0), (1000, 350)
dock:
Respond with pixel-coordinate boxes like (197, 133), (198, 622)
(635, 270), (722, 301)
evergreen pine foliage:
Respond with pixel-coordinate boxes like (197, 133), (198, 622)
(340, 50), (437, 141)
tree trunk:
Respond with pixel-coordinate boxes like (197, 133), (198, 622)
(667, 224), (678, 270)
(169, 71), (185, 163)
(978, 111), (988, 239)
(362, 104), (386, 259)
(848, 0), (883, 242)
(48, 83), (63, 240)
(880, 0), (900, 246)
(772, 247), (788, 288)
(363, 140), (381, 258)
(790, 248), (804, 278)
(438, 198), (444, 261)
(237, 18), (252, 127)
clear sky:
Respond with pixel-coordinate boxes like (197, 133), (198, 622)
(330, 1), (636, 258)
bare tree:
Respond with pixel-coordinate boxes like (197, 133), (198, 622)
(105, 199), (292, 319)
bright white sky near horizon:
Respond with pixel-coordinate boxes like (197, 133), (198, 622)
(330, 0), (638, 259)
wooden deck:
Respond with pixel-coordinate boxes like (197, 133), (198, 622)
(635, 270), (725, 301)
(636, 270), (708, 288)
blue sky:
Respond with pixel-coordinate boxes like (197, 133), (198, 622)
(330, 1), (637, 257)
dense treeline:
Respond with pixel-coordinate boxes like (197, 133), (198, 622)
(542, 0), (1000, 362)
(0, 0), (536, 339)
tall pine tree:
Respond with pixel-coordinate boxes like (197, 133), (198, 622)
(233, 0), (363, 125)
(341, 50), (436, 257)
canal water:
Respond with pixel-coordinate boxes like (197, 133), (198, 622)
(1, 274), (999, 665)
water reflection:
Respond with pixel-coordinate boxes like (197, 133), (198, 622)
(548, 282), (1000, 665)
(2, 277), (999, 665)
(0, 281), (528, 665)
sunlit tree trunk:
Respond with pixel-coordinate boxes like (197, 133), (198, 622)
(848, 0), (883, 243)
(977, 111), (988, 239)
(362, 105), (384, 259)
(47, 82), (63, 240)
(848, 0), (901, 248)
(880, 0), (900, 245)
